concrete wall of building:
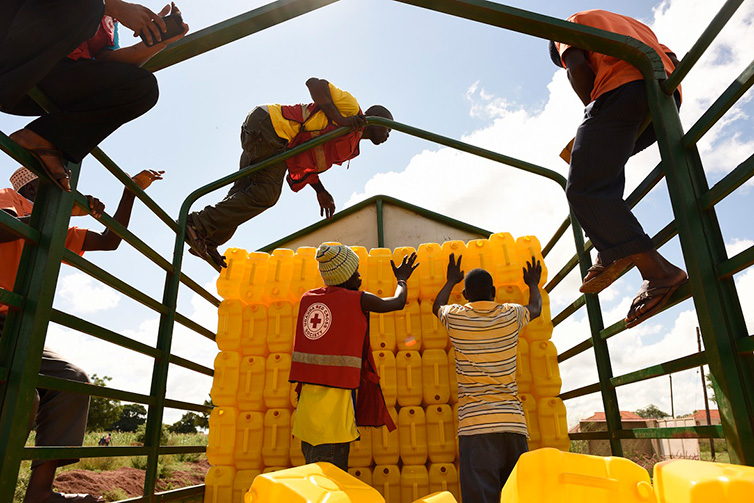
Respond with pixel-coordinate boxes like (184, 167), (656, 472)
(271, 201), (489, 251)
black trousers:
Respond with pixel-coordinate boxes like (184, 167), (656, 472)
(1, 0), (160, 163)
(0, 0), (103, 108)
(565, 80), (680, 264)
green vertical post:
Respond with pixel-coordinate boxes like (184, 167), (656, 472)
(376, 197), (385, 248)
(0, 167), (79, 501)
(569, 216), (623, 456)
(644, 78), (754, 464)
(143, 226), (187, 499)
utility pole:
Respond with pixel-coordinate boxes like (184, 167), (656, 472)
(669, 374), (675, 418)
(698, 327), (716, 460)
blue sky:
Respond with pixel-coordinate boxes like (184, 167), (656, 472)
(2, 0), (752, 426)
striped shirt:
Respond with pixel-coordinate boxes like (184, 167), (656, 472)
(438, 301), (530, 437)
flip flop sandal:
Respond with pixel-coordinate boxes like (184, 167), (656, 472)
(206, 246), (227, 269)
(27, 147), (71, 192)
(579, 257), (632, 294)
(624, 277), (689, 328)
(184, 221), (212, 261)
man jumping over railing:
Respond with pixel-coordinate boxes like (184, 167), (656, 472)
(0, 166), (162, 503)
(549, 10), (688, 328)
(184, 78), (393, 269)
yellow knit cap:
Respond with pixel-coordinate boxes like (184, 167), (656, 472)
(316, 243), (359, 286)
(10, 167), (37, 192)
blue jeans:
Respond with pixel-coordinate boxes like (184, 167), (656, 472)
(301, 440), (351, 472)
(459, 432), (528, 503)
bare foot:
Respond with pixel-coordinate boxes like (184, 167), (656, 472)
(9, 129), (71, 192)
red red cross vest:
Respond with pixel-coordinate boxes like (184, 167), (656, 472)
(280, 103), (362, 192)
(68, 16), (116, 61)
(290, 286), (396, 431)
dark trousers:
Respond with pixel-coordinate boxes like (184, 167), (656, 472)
(1, 0), (160, 163)
(0, 0), (103, 108)
(190, 107), (288, 247)
(0, 314), (90, 468)
(566, 80), (681, 264)
(459, 432), (528, 503)
(301, 440), (351, 472)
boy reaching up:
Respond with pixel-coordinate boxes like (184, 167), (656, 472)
(290, 243), (418, 470)
(433, 253), (542, 503)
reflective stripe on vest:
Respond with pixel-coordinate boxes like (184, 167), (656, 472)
(292, 351), (362, 369)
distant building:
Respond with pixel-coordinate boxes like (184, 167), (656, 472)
(570, 410), (721, 460)
(693, 409), (720, 426)
(571, 411), (654, 457)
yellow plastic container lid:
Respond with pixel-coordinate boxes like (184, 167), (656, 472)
(245, 462), (385, 503)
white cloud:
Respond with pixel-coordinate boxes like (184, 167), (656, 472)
(55, 272), (122, 314)
(725, 238), (754, 258)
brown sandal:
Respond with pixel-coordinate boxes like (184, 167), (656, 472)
(185, 218), (224, 272)
(579, 257), (632, 294)
(27, 147), (71, 192)
(625, 277), (689, 328)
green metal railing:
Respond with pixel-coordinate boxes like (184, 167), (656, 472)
(1, 0), (753, 501)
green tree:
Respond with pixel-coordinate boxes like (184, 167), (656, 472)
(169, 412), (201, 434)
(111, 403), (147, 432)
(135, 423), (169, 445)
(86, 374), (122, 432)
(705, 374), (718, 404)
(195, 398), (213, 430)
(634, 404), (670, 419)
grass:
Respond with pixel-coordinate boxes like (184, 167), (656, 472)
(13, 430), (208, 503)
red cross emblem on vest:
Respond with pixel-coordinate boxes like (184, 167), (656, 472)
(302, 302), (332, 340)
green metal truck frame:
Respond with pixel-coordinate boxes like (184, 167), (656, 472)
(1, 1), (752, 501)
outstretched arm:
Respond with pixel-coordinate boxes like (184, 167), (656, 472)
(523, 257), (542, 320)
(361, 253), (419, 313)
(433, 254), (464, 316)
(82, 170), (163, 251)
(563, 48), (595, 106)
(306, 78), (366, 130)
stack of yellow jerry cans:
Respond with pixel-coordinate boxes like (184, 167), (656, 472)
(205, 233), (568, 503)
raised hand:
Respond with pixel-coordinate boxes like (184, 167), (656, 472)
(446, 253), (464, 285)
(391, 252), (419, 282)
(131, 169), (164, 190)
(522, 256), (542, 287)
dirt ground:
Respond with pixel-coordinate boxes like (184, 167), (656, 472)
(52, 459), (210, 500)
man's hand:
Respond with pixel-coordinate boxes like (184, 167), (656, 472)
(131, 169), (164, 190)
(523, 256), (542, 287)
(333, 113), (366, 131)
(107, 0), (167, 46)
(391, 252), (419, 282)
(152, 3), (188, 47)
(446, 253), (464, 285)
(316, 189), (335, 219)
(72, 195), (105, 218)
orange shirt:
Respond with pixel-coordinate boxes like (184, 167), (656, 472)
(556, 10), (680, 102)
(0, 189), (87, 314)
